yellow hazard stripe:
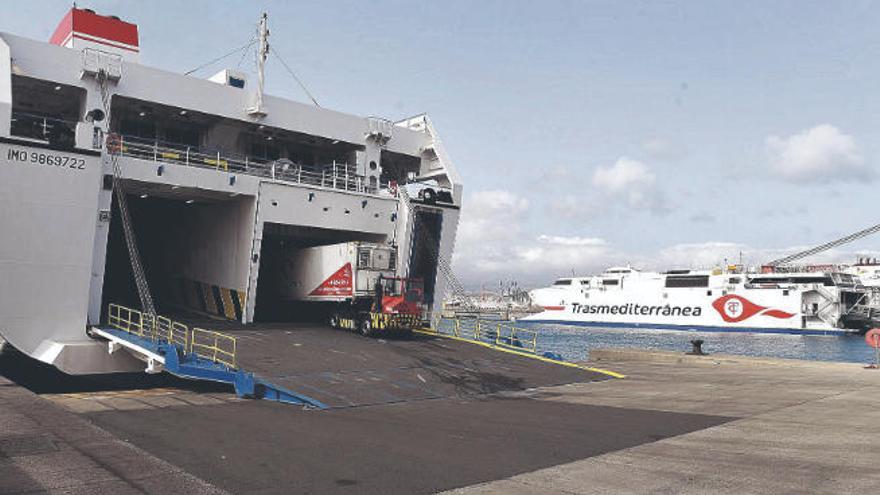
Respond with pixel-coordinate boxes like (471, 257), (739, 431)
(204, 158), (229, 170)
(220, 288), (236, 320)
(237, 290), (246, 309)
(414, 328), (626, 379)
(202, 282), (218, 315)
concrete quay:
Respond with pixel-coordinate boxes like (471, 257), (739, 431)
(0, 372), (227, 494)
(3, 339), (880, 494)
(445, 348), (880, 494)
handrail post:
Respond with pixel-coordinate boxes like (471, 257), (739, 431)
(153, 139), (158, 161)
(216, 151), (221, 170)
(186, 146), (190, 166)
(271, 162), (276, 180)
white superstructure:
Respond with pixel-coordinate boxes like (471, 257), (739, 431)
(525, 266), (873, 335)
(0, 8), (462, 373)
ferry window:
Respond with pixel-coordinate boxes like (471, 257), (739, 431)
(602, 279), (619, 286)
(728, 277), (741, 284)
(118, 117), (156, 140)
(665, 275), (709, 288)
(553, 279), (572, 286)
(248, 140), (280, 160)
(787, 277), (830, 285)
(164, 126), (201, 147)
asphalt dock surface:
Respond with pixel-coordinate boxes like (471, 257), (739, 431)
(3, 326), (877, 494)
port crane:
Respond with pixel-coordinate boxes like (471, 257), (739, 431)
(766, 222), (880, 267)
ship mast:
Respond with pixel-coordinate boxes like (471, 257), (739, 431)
(249, 12), (269, 117)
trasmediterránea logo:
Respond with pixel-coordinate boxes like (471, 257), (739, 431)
(712, 294), (794, 323)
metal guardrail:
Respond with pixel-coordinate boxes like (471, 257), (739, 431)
(430, 317), (539, 354)
(191, 328), (237, 369)
(107, 133), (386, 195)
(107, 304), (237, 369)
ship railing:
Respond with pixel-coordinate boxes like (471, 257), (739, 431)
(108, 133), (382, 195)
(107, 303), (237, 369)
(429, 316), (539, 354)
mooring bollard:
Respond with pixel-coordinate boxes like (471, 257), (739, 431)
(687, 339), (706, 356)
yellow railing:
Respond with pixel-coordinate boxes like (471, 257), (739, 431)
(108, 304), (149, 337)
(430, 317), (539, 354)
(191, 328), (237, 369)
(107, 304), (237, 369)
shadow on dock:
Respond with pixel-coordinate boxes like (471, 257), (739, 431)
(0, 343), (230, 395)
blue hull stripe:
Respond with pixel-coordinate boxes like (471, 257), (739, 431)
(518, 319), (852, 336)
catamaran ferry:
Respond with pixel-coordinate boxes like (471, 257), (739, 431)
(524, 266), (877, 335)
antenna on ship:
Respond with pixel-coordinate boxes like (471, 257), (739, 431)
(248, 12), (270, 117)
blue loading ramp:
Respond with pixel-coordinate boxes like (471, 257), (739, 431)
(93, 326), (327, 409)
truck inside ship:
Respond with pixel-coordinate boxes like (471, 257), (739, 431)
(253, 224), (387, 322)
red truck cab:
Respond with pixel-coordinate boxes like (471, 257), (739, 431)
(376, 276), (424, 317)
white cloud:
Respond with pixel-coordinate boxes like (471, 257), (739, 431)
(453, 194), (877, 287)
(593, 157), (654, 192)
(452, 190), (616, 286)
(467, 189), (529, 213)
(534, 235), (606, 246)
(649, 241), (753, 269)
(592, 157), (668, 213)
(765, 124), (870, 183)
(547, 195), (588, 219)
(455, 232), (616, 287)
(644, 241), (878, 273)
(456, 189), (528, 246)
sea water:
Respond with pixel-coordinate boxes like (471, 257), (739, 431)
(514, 323), (876, 364)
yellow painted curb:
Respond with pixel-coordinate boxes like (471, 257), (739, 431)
(414, 328), (626, 379)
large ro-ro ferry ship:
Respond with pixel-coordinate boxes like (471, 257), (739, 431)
(0, 8), (461, 373)
(525, 266), (878, 335)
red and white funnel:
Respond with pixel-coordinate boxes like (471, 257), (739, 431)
(50, 7), (139, 62)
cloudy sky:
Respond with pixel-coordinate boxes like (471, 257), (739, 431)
(5, 1), (880, 287)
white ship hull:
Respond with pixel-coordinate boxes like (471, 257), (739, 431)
(524, 267), (867, 335)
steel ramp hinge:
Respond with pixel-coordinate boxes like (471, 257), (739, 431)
(145, 357), (164, 374)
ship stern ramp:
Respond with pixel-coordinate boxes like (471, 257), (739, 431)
(94, 305), (613, 409)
